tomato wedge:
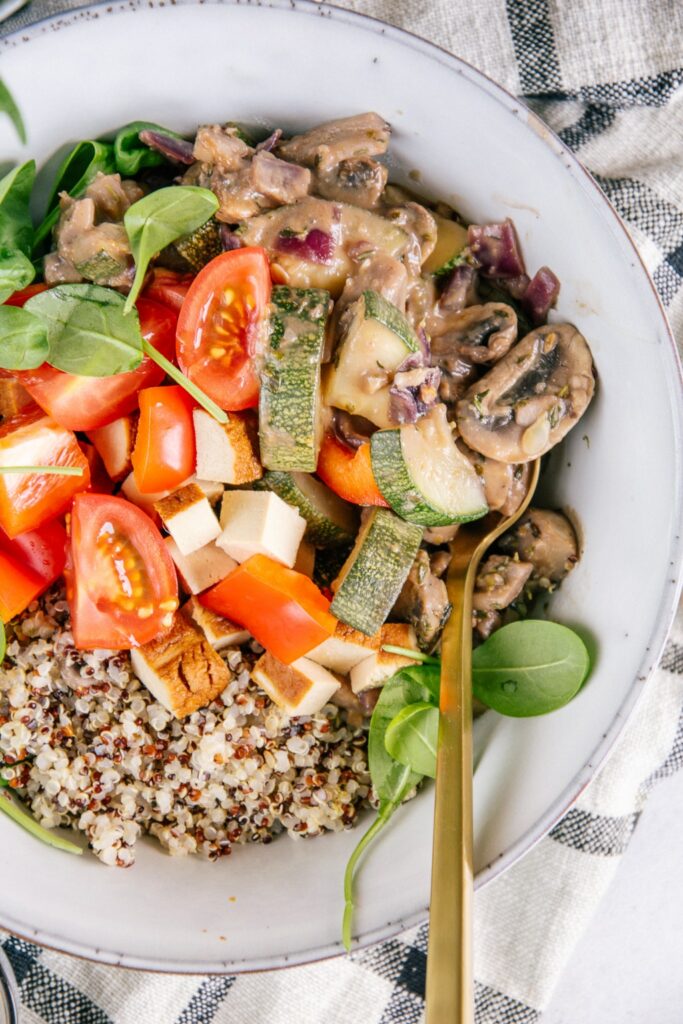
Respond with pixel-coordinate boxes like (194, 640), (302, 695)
(131, 385), (195, 494)
(13, 298), (178, 432)
(143, 268), (193, 311)
(66, 493), (179, 649)
(316, 434), (388, 507)
(4, 283), (50, 307)
(0, 407), (90, 538)
(176, 248), (271, 411)
(200, 554), (336, 664)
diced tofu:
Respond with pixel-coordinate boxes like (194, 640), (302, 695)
(293, 539), (316, 578)
(155, 483), (221, 556)
(182, 596), (250, 649)
(350, 623), (419, 693)
(251, 651), (340, 716)
(194, 408), (263, 485)
(120, 471), (174, 519)
(217, 490), (306, 566)
(307, 621), (380, 675)
(130, 612), (230, 718)
(87, 415), (136, 481)
(164, 536), (237, 594)
(195, 479), (224, 504)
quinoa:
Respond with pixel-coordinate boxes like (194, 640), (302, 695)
(0, 588), (372, 867)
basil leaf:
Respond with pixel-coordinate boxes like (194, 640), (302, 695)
(0, 248), (36, 304)
(472, 619), (590, 717)
(0, 79), (26, 145)
(114, 121), (186, 177)
(368, 662), (439, 804)
(33, 140), (116, 253)
(26, 284), (143, 377)
(0, 160), (35, 255)
(384, 701), (439, 779)
(342, 663), (440, 949)
(0, 788), (82, 855)
(123, 185), (218, 311)
(0, 305), (49, 369)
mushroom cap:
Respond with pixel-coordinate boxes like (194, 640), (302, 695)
(498, 508), (579, 585)
(456, 323), (595, 463)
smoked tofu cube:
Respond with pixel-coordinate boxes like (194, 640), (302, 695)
(251, 651), (340, 716)
(350, 624), (420, 694)
(293, 539), (316, 578)
(195, 479), (224, 504)
(88, 415), (135, 481)
(193, 409), (262, 485)
(182, 596), (250, 649)
(217, 490), (306, 567)
(164, 536), (237, 594)
(130, 612), (230, 718)
(120, 472), (174, 519)
(307, 621), (380, 675)
(155, 483), (221, 556)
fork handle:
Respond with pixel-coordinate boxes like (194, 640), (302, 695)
(425, 559), (476, 1023)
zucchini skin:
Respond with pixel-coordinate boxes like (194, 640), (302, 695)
(259, 286), (331, 472)
(360, 289), (420, 353)
(257, 470), (357, 547)
(371, 428), (488, 527)
(330, 508), (423, 636)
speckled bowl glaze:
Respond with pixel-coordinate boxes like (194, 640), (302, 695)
(0, 0), (681, 974)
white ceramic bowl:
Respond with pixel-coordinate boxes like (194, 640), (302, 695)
(0, 0), (681, 973)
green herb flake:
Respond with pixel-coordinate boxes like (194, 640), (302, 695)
(472, 389), (489, 417)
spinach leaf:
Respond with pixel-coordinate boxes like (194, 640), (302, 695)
(342, 663), (440, 949)
(0, 78), (26, 145)
(0, 248), (36, 304)
(0, 305), (49, 369)
(114, 121), (186, 177)
(33, 140), (116, 252)
(123, 185), (218, 311)
(0, 788), (83, 855)
(472, 619), (590, 717)
(26, 284), (144, 376)
(384, 701), (439, 779)
(0, 160), (35, 255)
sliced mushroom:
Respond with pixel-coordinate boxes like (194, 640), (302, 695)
(458, 442), (531, 518)
(392, 548), (452, 651)
(456, 323), (595, 463)
(330, 678), (365, 727)
(472, 609), (503, 642)
(435, 302), (517, 364)
(316, 158), (388, 210)
(384, 200), (437, 270)
(429, 550), (451, 578)
(498, 508), (578, 589)
(430, 336), (480, 410)
(424, 524), (459, 545)
(472, 555), (533, 613)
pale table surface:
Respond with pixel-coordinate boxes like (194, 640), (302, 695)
(543, 769), (683, 1023)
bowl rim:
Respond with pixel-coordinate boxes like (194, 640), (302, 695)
(1, 0), (683, 974)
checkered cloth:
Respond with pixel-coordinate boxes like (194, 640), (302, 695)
(1, 1), (683, 1021)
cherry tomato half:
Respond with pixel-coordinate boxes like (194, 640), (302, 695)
(66, 493), (179, 649)
(13, 298), (178, 432)
(176, 248), (271, 411)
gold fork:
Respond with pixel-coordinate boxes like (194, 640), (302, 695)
(424, 459), (540, 1023)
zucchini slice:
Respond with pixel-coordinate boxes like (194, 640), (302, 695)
(422, 215), (469, 275)
(371, 404), (488, 526)
(330, 507), (423, 636)
(324, 289), (420, 429)
(258, 470), (359, 547)
(259, 286), (331, 472)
